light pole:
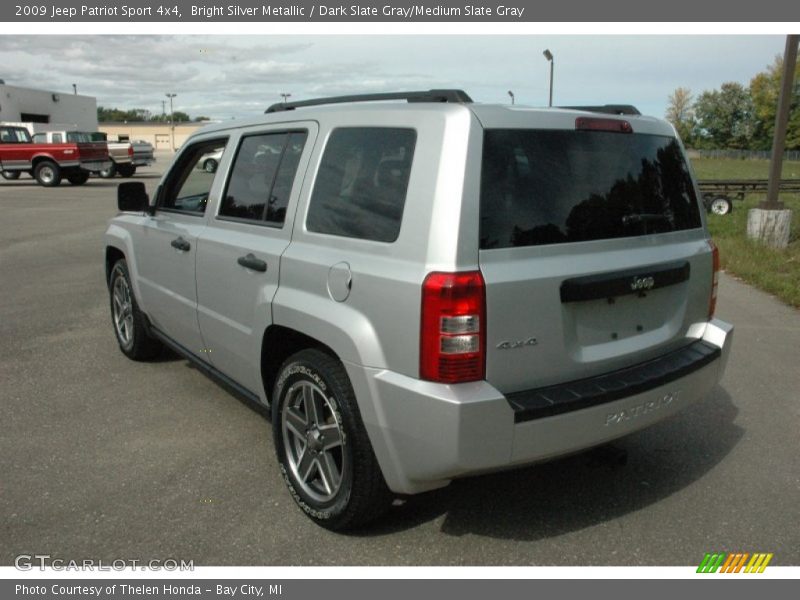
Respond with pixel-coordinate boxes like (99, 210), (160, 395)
(543, 49), (554, 107)
(507, 90), (515, 105)
(72, 84), (77, 95)
(165, 93), (177, 151)
(280, 93), (292, 104)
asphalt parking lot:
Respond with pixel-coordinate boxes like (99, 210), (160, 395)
(2, 162), (799, 566)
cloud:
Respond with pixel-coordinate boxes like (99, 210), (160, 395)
(0, 35), (786, 120)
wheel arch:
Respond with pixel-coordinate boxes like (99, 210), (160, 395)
(260, 325), (337, 406)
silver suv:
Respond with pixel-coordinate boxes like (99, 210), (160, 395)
(105, 90), (733, 530)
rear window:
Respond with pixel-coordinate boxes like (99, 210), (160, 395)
(480, 130), (701, 249)
(306, 127), (415, 243)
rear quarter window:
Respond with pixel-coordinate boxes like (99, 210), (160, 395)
(306, 127), (416, 243)
(480, 129), (702, 249)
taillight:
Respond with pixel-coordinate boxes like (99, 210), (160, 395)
(575, 117), (633, 133)
(128, 145), (134, 157)
(708, 240), (720, 318)
(420, 271), (486, 383)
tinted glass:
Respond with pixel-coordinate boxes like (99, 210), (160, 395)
(480, 130), (702, 249)
(219, 131), (307, 225)
(52, 133), (63, 143)
(267, 132), (308, 225)
(160, 139), (227, 214)
(220, 133), (287, 222)
(307, 128), (416, 243)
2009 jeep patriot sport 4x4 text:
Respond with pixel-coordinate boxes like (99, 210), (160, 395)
(104, 90), (733, 529)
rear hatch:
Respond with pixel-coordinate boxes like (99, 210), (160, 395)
(475, 112), (713, 394)
(75, 139), (109, 162)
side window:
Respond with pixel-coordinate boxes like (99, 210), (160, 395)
(159, 138), (227, 214)
(306, 128), (416, 243)
(220, 131), (308, 225)
(32, 133), (46, 143)
(266, 132), (308, 225)
(52, 133), (63, 144)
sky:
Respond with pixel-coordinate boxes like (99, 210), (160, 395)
(0, 35), (787, 121)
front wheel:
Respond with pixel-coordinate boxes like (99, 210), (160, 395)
(67, 172), (89, 185)
(33, 161), (61, 187)
(272, 349), (391, 530)
(108, 259), (163, 360)
(1, 170), (20, 180)
(98, 162), (117, 179)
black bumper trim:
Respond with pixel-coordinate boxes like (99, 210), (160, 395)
(506, 340), (721, 423)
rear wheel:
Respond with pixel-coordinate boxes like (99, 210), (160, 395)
(33, 161), (61, 187)
(1, 170), (20, 180)
(272, 349), (392, 530)
(98, 162), (117, 179)
(117, 164), (136, 178)
(710, 197), (733, 216)
(109, 259), (162, 360)
(67, 172), (89, 185)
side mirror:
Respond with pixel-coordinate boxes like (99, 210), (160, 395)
(118, 181), (150, 212)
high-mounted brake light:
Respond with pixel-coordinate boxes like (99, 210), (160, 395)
(420, 271), (486, 383)
(575, 117), (633, 133)
(708, 240), (720, 318)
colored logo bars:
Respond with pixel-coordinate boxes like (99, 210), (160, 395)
(697, 552), (773, 573)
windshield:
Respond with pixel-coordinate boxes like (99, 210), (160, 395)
(480, 129), (702, 249)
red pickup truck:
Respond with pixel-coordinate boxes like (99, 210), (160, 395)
(0, 125), (111, 187)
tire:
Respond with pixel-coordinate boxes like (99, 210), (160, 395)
(117, 164), (136, 178)
(1, 170), (20, 180)
(203, 158), (218, 173)
(98, 162), (117, 179)
(710, 197), (733, 216)
(33, 161), (61, 187)
(272, 349), (392, 530)
(67, 172), (89, 185)
(108, 259), (162, 360)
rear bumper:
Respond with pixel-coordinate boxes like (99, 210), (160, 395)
(132, 156), (154, 166)
(347, 319), (733, 495)
(81, 159), (112, 172)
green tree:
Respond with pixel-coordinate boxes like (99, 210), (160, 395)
(692, 82), (755, 149)
(750, 55), (800, 151)
(665, 87), (695, 145)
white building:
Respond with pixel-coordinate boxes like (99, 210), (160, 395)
(0, 81), (98, 133)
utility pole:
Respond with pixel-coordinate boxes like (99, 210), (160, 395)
(280, 93), (291, 104)
(165, 93), (177, 152)
(161, 100), (166, 117)
(72, 84), (77, 95)
(747, 35), (798, 248)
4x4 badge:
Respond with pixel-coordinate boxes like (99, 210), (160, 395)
(496, 337), (538, 350)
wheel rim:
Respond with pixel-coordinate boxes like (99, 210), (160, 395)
(112, 274), (134, 348)
(282, 380), (345, 503)
(39, 165), (55, 184)
(711, 199), (729, 215)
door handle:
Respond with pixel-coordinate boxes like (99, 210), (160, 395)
(170, 237), (191, 252)
(237, 253), (267, 272)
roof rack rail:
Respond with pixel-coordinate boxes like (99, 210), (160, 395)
(560, 104), (641, 116)
(265, 89), (473, 113)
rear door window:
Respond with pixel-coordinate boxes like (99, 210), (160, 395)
(306, 127), (416, 243)
(480, 130), (701, 249)
(219, 131), (308, 226)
